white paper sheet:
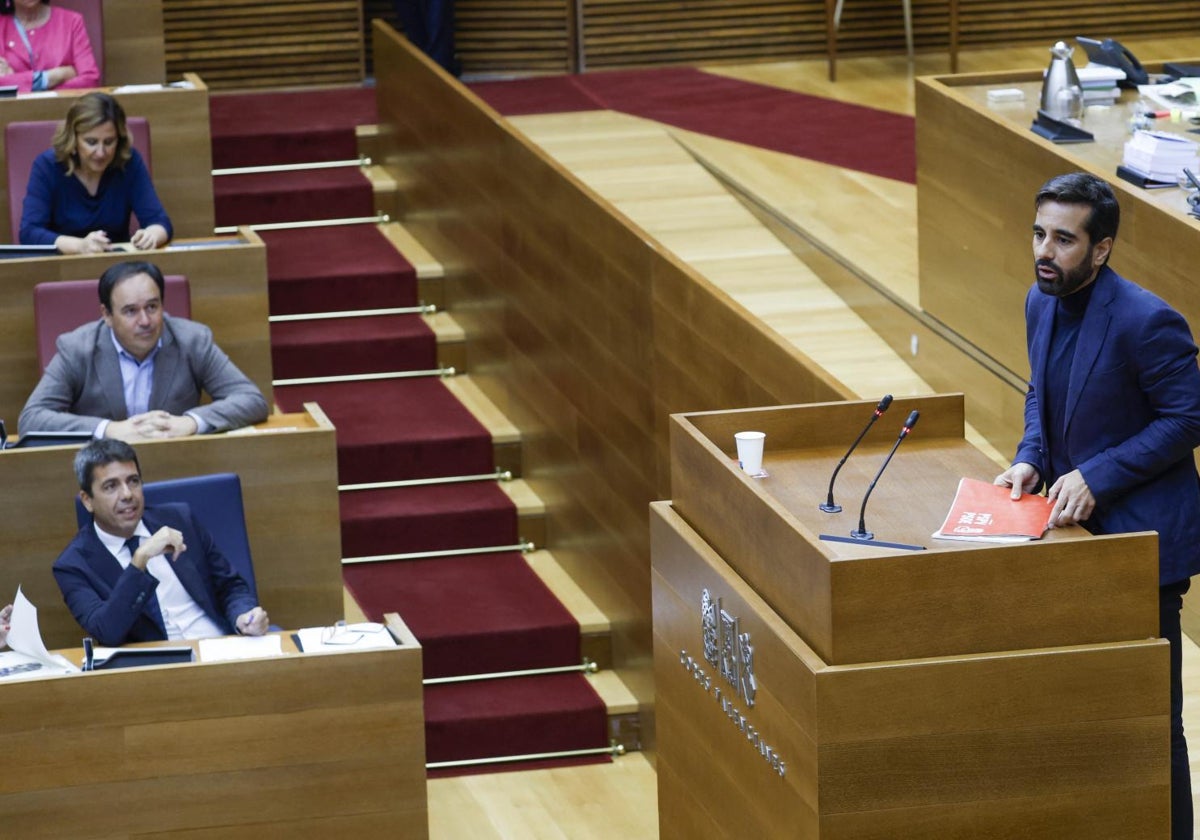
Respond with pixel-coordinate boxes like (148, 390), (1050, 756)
(5, 588), (78, 674)
(198, 634), (283, 662)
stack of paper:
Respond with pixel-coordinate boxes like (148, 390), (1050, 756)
(1078, 63), (1124, 105)
(1122, 130), (1200, 183)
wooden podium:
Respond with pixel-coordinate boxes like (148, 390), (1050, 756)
(652, 393), (1169, 838)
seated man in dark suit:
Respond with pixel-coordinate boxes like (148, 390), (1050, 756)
(19, 260), (268, 441)
(53, 439), (270, 647)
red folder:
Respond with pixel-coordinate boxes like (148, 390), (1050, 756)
(933, 477), (1054, 543)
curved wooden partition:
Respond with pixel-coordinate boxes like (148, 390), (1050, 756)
(372, 21), (852, 721)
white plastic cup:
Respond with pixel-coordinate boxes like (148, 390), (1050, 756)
(734, 431), (766, 475)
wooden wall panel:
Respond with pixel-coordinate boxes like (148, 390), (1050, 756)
(95, 0), (167, 85)
(162, 0), (364, 90)
(372, 22), (850, 712)
(359, 0), (1200, 78)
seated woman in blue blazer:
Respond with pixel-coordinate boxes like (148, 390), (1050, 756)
(19, 92), (172, 254)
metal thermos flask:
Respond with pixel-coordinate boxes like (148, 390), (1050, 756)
(1041, 40), (1084, 121)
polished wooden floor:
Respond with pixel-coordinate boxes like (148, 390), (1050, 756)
(428, 37), (1200, 838)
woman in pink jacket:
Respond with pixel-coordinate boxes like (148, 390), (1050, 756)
(0, 0), (99, 92)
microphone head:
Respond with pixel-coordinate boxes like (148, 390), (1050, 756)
(877, 394), (893, 413)
(903, 410), (920, 429)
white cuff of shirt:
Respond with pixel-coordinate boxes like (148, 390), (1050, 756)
(185, 411), (209, 435)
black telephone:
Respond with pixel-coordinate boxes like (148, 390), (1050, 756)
(1076, 36), (1148, 87)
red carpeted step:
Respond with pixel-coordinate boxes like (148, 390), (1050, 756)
(214, 168), (375, 227)
(271, 314), (436, 380)
(424, 673), (609, 765)
(274, 378), (493, 484)
(340, 483), (517, 559)
(210, 87), (378, 168)
(345, 552), (578, 678)
(261, 226), (418, 316)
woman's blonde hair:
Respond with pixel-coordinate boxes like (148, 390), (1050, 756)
(52, 93), (132, 176)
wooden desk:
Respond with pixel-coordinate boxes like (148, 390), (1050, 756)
(0, 229), (273, 430)
(655, 395), (1167, 837)
(0, 73), (214, 241)
(916, 65), (1200, 389)
(0, 404), (343, 649)
(0, 618), (426, 837)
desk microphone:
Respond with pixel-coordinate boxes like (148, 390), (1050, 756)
(851, 410), (919, 541)
(820, 395), (892, 513)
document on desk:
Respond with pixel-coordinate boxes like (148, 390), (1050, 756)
(4, 587), (78, 676)
(198, 635), (284, 662)
(296, 623), (398, 653)
(1138, 79), (1200, 114)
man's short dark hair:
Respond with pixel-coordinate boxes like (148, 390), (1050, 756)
(1035, 172), (1121, 247)
(75, 439), (140, 494)
(98, 261), (166, 312)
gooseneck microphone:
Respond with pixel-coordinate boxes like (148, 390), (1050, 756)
(820, 395), (893, 513)
(851, 410), (919, 541)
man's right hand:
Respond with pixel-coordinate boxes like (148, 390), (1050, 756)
(994, 462), (1040, 499)
(131, 526), (187, 570)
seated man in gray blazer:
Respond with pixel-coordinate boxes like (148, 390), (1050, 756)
(19, 260), (268, 441)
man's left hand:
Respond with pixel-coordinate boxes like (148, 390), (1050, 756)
(1047, 469), (1095, 527)
(236, 607), (269, 636)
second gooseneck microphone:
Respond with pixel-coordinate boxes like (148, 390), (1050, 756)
(851, 410), (919, 541)
(820, 394), (892, 513)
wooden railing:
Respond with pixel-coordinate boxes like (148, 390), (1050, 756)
(371, 20), (851, 707)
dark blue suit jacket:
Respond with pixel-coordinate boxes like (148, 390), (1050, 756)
(1015, 266), (1200, 584)
(52, 502), (257, 646)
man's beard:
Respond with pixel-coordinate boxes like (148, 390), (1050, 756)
(1035, 250), (1095, 298)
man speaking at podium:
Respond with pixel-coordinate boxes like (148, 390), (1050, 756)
(994, 172), (1200, 840)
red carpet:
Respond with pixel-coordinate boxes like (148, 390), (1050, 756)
(214, 168), (376, 227)
(214, 86), (610, 772)
(271, 315), (436, 380)
(261, 226), (418, 316)
(470, 66), (916, 183)
(273, 378), (495, 485)
(339, 482), (517, 558)
(346, 552), (580, 678)
(210, 88), (378, 168)
(424, 673), (609, 764)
